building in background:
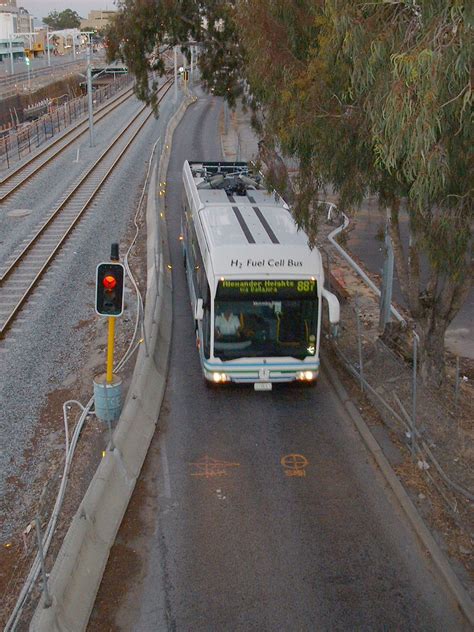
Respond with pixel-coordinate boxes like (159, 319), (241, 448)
(0, 1), (17, 10)
(0, 3), (25, 62)
(16, 6), (33, 33)
(80, 9), (116, 32)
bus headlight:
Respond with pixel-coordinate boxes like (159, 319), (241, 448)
(212, 372), (229, 383)
(296, 370), (316, 382)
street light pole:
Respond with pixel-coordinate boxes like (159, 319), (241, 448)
(47, 28), (51, 67)
(86, 43), (94, 147)
(9, 35), (14, 74)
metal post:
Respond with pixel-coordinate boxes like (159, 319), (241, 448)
(35, 516), (52, 608)
(47, 29), (51, 67)
(325, 251), (332, 292)
(411, 330), (418, 455)
(86, 44), (94, 147)
(72, 32), (76, 60)
(4, 136), (10, 169)
(106, 317), (115, 383)
(174, 46), (178, 103)
(355, 294), (364, 392)
(379, 225), (394, 331)
(9, 36), (14, 74)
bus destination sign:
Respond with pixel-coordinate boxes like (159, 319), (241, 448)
(217, 279), (317, 299)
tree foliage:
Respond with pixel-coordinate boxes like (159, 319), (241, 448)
(43, 9), (81, 29)
(321, 1), (473, 385)
(106, 1), (243, 110)
(239, 0), (472, 386)
(107, 0), (472, 386)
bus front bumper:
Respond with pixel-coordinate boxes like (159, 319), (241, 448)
(204, 367), (319, 385)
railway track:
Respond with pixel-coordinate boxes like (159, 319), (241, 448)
(0, 85), (136, 202)
(0, 78), (173, 338)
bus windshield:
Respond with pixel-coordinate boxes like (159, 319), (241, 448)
(213, 298), (318, 360)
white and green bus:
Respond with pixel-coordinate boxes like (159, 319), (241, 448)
(181, 160), (340, 390)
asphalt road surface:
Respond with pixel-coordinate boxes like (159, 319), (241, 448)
(88, 90), (468, 631)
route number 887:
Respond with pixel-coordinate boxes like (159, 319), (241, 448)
(297, 280), (315, 293)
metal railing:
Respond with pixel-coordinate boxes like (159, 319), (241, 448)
(0, 74), (133, 170)
(319, 207), (473, 514)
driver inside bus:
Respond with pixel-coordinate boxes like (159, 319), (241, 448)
(215, 309), (241, 339)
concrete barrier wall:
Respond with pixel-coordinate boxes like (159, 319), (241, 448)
(30, 93), (196, 632)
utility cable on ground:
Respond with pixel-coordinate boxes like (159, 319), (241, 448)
(3, 134), (162, 632)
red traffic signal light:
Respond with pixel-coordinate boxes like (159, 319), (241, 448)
(96, 262), (125, 316)
(103, 274), (117, 290)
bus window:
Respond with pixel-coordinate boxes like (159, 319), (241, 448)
(213, 299), (317, 360)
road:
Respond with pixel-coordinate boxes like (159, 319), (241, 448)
(87, 89), (468, 631)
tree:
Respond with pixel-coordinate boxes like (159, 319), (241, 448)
(238, 0), (473, 387)
(106, 1), (244, 109)
(326, 1), (472, 387)
(107, 0), (472, 387)
(43, 9), (81, 29)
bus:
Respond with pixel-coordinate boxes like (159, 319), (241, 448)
(181, 161), (340, 390)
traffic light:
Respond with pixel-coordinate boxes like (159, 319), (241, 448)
(25, 56), (30, 66)
(183, 70), (189, 82)
(95, 262), (125, 316)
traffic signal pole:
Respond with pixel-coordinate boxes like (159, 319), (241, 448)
(106, 316), (115, 383)
(94, 243), (124, 423)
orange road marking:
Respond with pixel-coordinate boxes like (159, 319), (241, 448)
(189, 455), (240, 478)
(281, 454), (308, 477)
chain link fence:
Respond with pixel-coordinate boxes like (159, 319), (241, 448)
(317, 211), (473, 534)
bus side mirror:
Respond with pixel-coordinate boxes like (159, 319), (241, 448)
(194, 298), (204, 321)
(322, 287), (340, 336)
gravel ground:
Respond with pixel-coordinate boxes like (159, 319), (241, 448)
(0, 82), (183, 626)
(0, 91), (143, 270)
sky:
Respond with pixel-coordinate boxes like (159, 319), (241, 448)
(21, 1), (116, 21)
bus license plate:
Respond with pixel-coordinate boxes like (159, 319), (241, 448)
(254, 382), (272, 391)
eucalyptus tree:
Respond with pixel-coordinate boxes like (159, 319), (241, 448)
(321, 0), (473, 386)
(106, 1), (244, 110)
(107, 0), (472, 386)
(238, 0), (472, 387)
